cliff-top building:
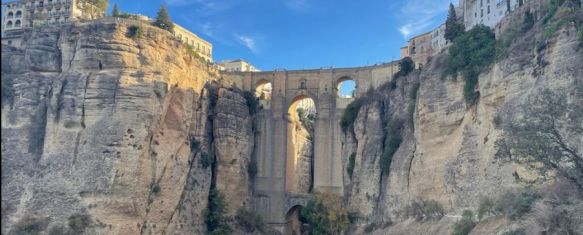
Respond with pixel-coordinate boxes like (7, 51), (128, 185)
(1, 0), (102, 47)
(218, 59), (261, 72)
(460, 0), (528, 29)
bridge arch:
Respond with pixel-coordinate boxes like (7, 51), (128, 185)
(255, 79), (273, 109)
(285, 205), (306, 235)
(336, 76), (357, 98)
(286, 94), (316, 194)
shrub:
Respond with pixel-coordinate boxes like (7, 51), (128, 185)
(190, 138), (201, 152)
(381, 118), (403, 175)
(301, 191), (350, 235)
(199, 152), (212, 169)
(495, 188), (541, 220)
(340, 98), (364, 133)
(10, 216), (49, 235)
(126, 25), (143, 38)
(477, 197), (496, 220)
(235, 208), (265, 233)
(451, 210), (476, 235)
(1, 74), (14, 104)
(68, 213), (91, 234)
(204, 189), (232, 235)
(347, 152), (357, 179)
(402, 200), (445, 221)
(446, 25), (496, 104)
(394, 57), (414, 79)
(152, 183), (161, 194)
(243, 91), (259, 115)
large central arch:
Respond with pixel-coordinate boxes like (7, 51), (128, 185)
(285, 95), (316, 194)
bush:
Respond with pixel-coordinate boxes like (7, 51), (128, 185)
(68, 213), (91, 234)
(495, 188), (541, 220)
(446, 25), (496, 104)
(394, 57), (414, 79)
(402, 200), (445, 221)
(126, 25), (143, 38)
(235, 208), (265, 233)
(381, 118), (403, 175)
(152, 183), (161, 194)
(364, 223), (376, 233)
(10, 216), (49, 235)
(477, 197), (496, 220)
(340, 98), (365, 133)
(1, 74), (14, 104)
(190, 138), (201, 152)
(204, 189), (232, 235)
(522, 10), (535, 32)
(301, 191), (350, 235)
(243, 91), (259, 115)
(199, 152), (212, 169)
(451, 210), (476, 235)
(347, 152), (356, 179)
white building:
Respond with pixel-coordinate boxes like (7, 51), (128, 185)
(218, 59), (260, 72)
(430, 23), (449, 53)
(461, 0), (527, 29)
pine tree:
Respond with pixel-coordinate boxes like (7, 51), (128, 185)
(111, 3), (119, 17)
(153, 5), (174, 32)
(445, 3), (465, 42)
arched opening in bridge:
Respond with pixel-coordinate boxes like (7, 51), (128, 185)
(336, 77), (356, 98)
(286, 95), (315, 194)
(255, 79), (272, 110)
(285, 205), (307, 235)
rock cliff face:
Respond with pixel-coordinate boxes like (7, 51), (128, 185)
(1, 19), (253, 234)
(342, 8), (583, 234)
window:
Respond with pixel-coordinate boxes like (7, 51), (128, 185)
(7, 40), (12, 45)
(488, 6), (490, 14)
(480, 0), (483, 7)
(16, 11), (22, 18)
(481, 9), (483, 17)
(6, 21), (13, 28)
(15, 20), (21, 27)
(7, 12), (14, 19)
(39, 1), (44, 7)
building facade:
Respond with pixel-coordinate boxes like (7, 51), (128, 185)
(173, 23), (213, 62)
(1, 0), (100, 47)
(461, 0), (526, 29)
(218, 59), (260, 72)
(431, 23), (449, 54)
(400, 31), (433, 69)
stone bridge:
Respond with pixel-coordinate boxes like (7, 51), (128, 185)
(223, 62), (399, 233)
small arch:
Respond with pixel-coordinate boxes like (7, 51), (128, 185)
(15, 20), (21, 27)
(15, 11), (22, 18)
(7, 12), (14, 19)
(299, 79), (307, 89)
(255, 79), (272, 110)
(336, 76), (356, 98)
(6, 21), (13, 28)
(285, 205), (307, 235)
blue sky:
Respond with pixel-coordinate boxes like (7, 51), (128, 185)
(110, 0), (456, 71)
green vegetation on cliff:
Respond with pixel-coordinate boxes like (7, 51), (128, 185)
(301, 192), (350, 235)
(451, 210), (476, 235)
(381, 118), (403, 175)
(204, 189), (232, 235)
(347, 152), (356, 179)
(340, 98), (364, 134)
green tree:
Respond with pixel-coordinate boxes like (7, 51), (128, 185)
(111, 3), (119, 17)
(394, 57), (414, 78)
(451, 210), (476, 235)
(153, 5), (174, 32)
(301, 191), (350, 235)
(76, 0), (108, 19)
(204, 189), (232, 235)
(445, 3), (465, 42)
(445, 25), (496, 104)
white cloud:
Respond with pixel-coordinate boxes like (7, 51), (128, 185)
(396, 0), (455, 39)
(235, 34), (259, 53)
(285, 0), (309, 11)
